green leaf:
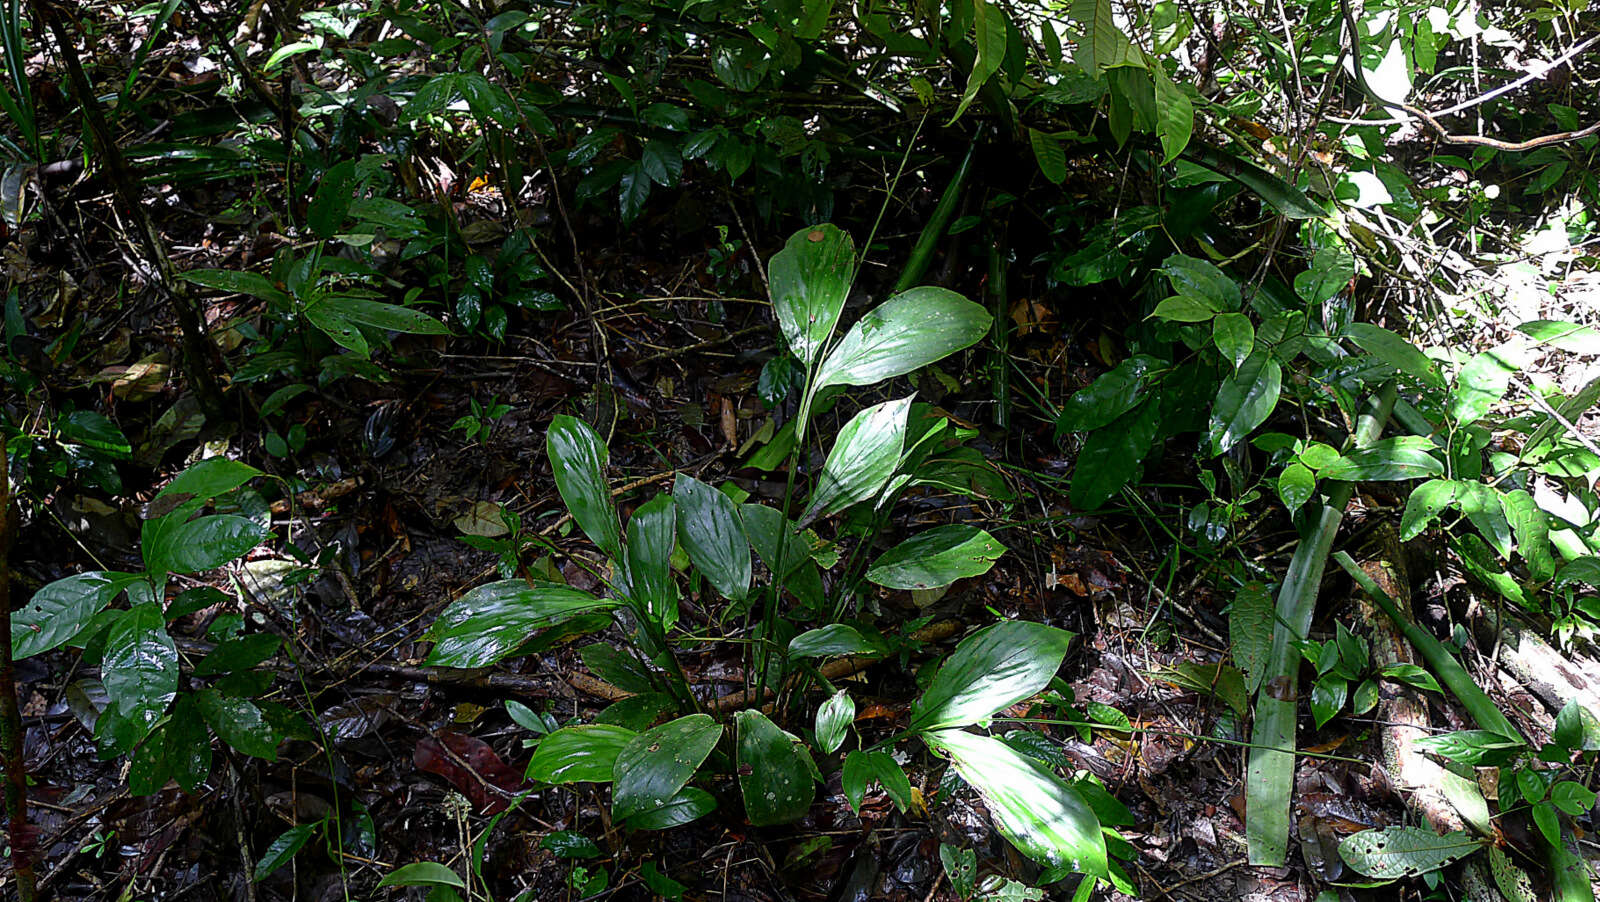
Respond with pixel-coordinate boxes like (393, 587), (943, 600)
(12, 571), (139, 659)
(672, 475), (751, 603)
(768, 224), (854, 366)
(623, 786), (717, 830)
(1055, 354), (1161, 434)
(580, 644), (655, 694)
(1209, 351), (1281, 455)
(166, 695), (213, 792)
(1150, 295), (1218, 323)
(526, 725), (637, 784)
(547, 415), (623, 560)
(625, 493), (678, 627)
(378, 862), (466, 889)
(1455, 481), (1511, 558)
(1338, 827), (1481, 879)
(316, 296), (449, 335)
(1229, 581), (1273, 693)
(196, 690), (278, 760)
(1380, 663), (1441, 693)
(1277, 463), (1316, 515)
(180, 269), (289, 306)
(1551, 781), (1596, 816)
(1295, 247), (1356, 306)
(951, 0), (1006, 122)
(1517, 319), (1600, 355)
(103, 604), (178, 737)
(57, 410), (132, 456)
(308, 159), (356, 238)
(866, 525), (1005, 590)
(1069, 398), (1161, 509)
(789, 624), (885, 658)
(815, 690), (853, 754)
(1501, 489), (1555, 581)
(1319, 437), (1444, 481)
(256, 823), (317, 880)
(1029, 129), (1066, 185)
(1554, 701), (1600, 751)
(799, 397), (912, 526)
(1212, 313), (1254, 370)
(540, 831), (601, 859)
(1532, 801), (1560, 847)
(1344, 323), (1444, 389)
(1182, 144), (1325, 220)
(1450, 343), (1532, 424)
(1069, 0), (1137, 76)
(1310, 675), (1347, 728)
(812, 287), (991, 395)
(194, 633), (281, 675)
(1163, 254), (1241, 310)
(911, 622), (1073, 731)
(1152, 69), (1192, 163)
(618, 164), (651, 223)
(842, 749), (912, 814)
(1400, 480), (1459, 540)
(1413, 730), (1525, 766)
(426, 582), (619, 668)
(612, 714), (722, 822)
(735, 710), (816, 826)
(301, 301), (369, 355)
(924, 729), (1107, 875)
(150, 514), (271, 575)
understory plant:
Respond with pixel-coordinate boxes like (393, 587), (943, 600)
(425, 224), (1132, 891)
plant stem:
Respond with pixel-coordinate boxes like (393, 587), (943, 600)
(0, 440), (38, 901)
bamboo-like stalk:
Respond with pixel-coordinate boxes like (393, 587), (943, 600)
(1246, 382), (1396, 866)
(889, 141), (976, 296)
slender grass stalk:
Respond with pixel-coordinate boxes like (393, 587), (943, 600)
(1246, 381), (1396, 866)
(889, 140), (976, 295)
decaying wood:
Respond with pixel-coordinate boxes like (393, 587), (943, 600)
(1473, 609), (1600, 718)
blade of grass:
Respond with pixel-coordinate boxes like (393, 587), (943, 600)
(1246, 381), (1396, 866)
(889, 139), (976, 295)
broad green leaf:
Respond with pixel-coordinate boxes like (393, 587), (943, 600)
(1450, 343), (1532, 424)
(612, 714), (722, 822)
(1159, 662), (1248, 716)
(196, 690), (278, 760)
(1400, 479), (1458, 540)
(1500, 489), (1555, 581)
(625, 493), (678, 627)
(911, 622), (1073, 731)
(1212, 313), (1254, 370)
(426, 582), (619, 668)
(866, 525), (1005, 590)
(541, 831), (601, 859)
(799, 397), (912, 526)
(129, 720), (175, 796)
(1310, 674), (1347, 728)
(789, 624), (885, 658)
(672, 475), (751, 602)
(1517, 319), (1600, 355)
(1338, 827), (1481, 879)
(526, 725), (636, 784)
(1152, 69), (1192, 162)
(256, 824), (317, 880)
(1029, 128), (1066, 185)
(580, 644), (655, 693)
(795, 0), (835, 38)
(151, 514), (271, 575)
(738, 503), (815, 578)
(1229, 581), (1273, 693)
(1344, 323), (1444, 389)
(302, 302), (370, 355)
(1055, 354), (1161, 434)
(180, 269), (290, 306)
(1150, 295), (1217, 322)
(1151, 0), (1190, 53)
(1380, 663), (1442, 693)
(1163, 254), (1240, 310)
(149, 457), (262, 519)
(812, 287), (991, 394)
(104, 604), (178, 736)
(1555, 557), (1600, 589)
(842, 749), (912, 813)
(1069, 399), (1161, 509)
(815, 690), (853, 754)
(924, 729), (1107, 875)
(1455, 481), (1511, 559)
(623, 786), (716, 830)
(951, 0), (1006, 122)
(1182, 144), (1325, 219)
(1069, 0), (1137, 76)
(1277, 463), (1315, 515)
(735, 710), (816, 826)
(547, 415), (623, 559)
(1552, 781), (1597, 816)
(619, 164), (650, 223)
(166, 695), (212, 793)
(1554, 701), (1600, 751)
(308, 159), (356, 237)
(1532, 801), (1560, 847)
(57, 410), (132, 456)
(1413, 730), (1525, 766)
(768, 224), (853, 365)
(316, 296), (449, 335)
(1209, 351), (1281, 455)
(378, 862), (466, 889)
(1319, 437), (1444, 481)
(1295, 247), (1356, 306)
(13, 571), (139, 659)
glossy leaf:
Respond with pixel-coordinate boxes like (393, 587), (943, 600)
(1069, 399), (1161, 509)
(624, 786), (717, 830)
(166, 695), (213, 792)
(626, 493), (678, 627)
(1164, 254), (1241, 310)
(1295, 247), (1355, 306)
(735, 710), (816, 825)
(196, 690), (278, 760)
(924, 729), (1107, 875)
(672, 475), (751, 602)
(612, 714), (722, 822)
(547, 415), (623, 559)
(151, 514), (271, 575)
(378, 862), (466, 889)
(1449, 343), (1531, 424)
(866, 525), (1005, 590)
(426, 582), (619, 668)
(1054, 354), (1161, 434)
(12, 571), (139, 659)
(813, 287), (991, 394)
(789, 624), (885, 658)
(1212, 312), (1254, 370)
(1400, 479), (1458, 540)
(527, 725), (637, 784)
(256, 824), (317, 880)
(951, 0), (1006, 121)
(1344, 323), (1443, 389)
(1319, 438), (1444, 481)
(911, 621), (1073, 731)
(799, 397), (912, 526)
(842, 748), (912, 814)
(1209, 351), (1281, 455)
(1276, 463), (1315, 515)
(103, 604), (178, 737)
(1338, 827), (1481, 879)
(1152, 69), (1192, 162)
(815, 690), (853, 754)
(768, 224), (853, 365)
(1413, 730), (1525, 766)
(1456, 481), (1511, 559)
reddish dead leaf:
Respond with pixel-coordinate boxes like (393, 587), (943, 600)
(1054, 571), (1088, 596)
(414, 731), (527, 814)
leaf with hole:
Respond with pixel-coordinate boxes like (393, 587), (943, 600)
(1400, 480), (1458, 541)
(1338, 827), (1481, 879)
